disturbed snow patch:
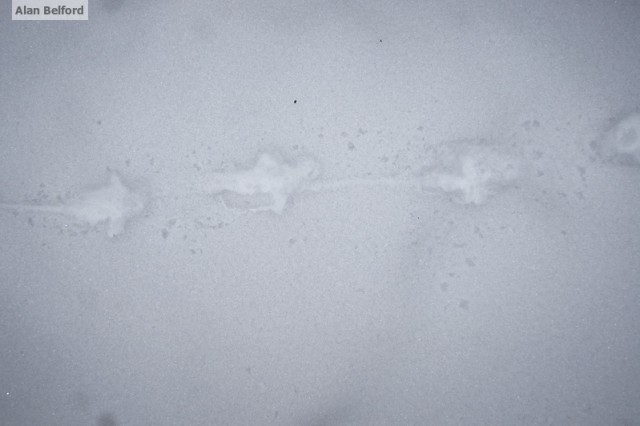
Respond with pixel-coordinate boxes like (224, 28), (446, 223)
(421, 139), (524, 205)
(203, 142), (524, 213)
(591, 112), (640, 167)
(204, 152), (322, 214)
(0, 170), (147, 237)
(0, 142), (525, 239)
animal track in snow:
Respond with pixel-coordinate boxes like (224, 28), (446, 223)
(203, 152), (322, 214)
(423, 139), (524, 205)
(203, 142), (523, 212)
(0, 141), (524, 237)
(592, 112), (640, 166)
(0, 171), (147, 237)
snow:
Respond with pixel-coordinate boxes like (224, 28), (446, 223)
(0, 171), (146, 237)
(1, 1), (639, 425)
(204, 152), (321, 214)
(592, 112), (640, 166)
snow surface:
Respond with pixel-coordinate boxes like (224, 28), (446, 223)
(1, 1), (640, 425)
(0, 171), (146, 237)
(592, 112), (640, 166)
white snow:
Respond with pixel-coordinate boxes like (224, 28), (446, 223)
(592, 112), (640, 166)
(203, 152), (321, 214)
(0, 171), (146, 237)
(1, 1), (639, 426)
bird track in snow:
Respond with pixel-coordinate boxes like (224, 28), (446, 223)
(0, 171), (147, 237)
(0, 139), (532, 236)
